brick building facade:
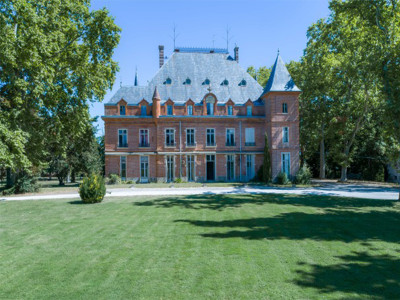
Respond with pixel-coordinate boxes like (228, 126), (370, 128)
(103, 46), (300, 182)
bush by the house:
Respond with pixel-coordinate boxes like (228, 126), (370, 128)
(276, 172), (290, 185)
(295, 165), (312, 185)
(79, 174), (106, 204)
(3, 174), (40, 195)
(107, 174), (121, 185)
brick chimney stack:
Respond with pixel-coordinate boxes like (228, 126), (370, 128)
(234, 46), (239, 63)
(158, 45), (164, 68)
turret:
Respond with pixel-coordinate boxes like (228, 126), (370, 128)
(152, 86), (161, 118)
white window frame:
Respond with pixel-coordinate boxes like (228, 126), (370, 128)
(186, 155), (196, 182)
(139, 129), (149, 147)
(283, 127), (289, 144)
(118, 128), (128, 148)
(165, 128), (175, 147)
(245, 128), (255, 146)
(120, 156), (127, 180)
(206, 128), (216, 147)
(226, 128), (235, 146)
(186, 128), (196, 147)
(281, 152), (291, 176)
(140, 155), (149, 182)
(165, 155), (175, 182)
(226, 154), (235, 181)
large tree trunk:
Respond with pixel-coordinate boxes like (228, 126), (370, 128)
(340, 165), (348, 182)
(6, 168), (16, 188)
(319, 138), (326, 179)
(71, 170), (76, 183)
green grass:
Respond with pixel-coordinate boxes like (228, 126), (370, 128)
(1, 194), (400, 299)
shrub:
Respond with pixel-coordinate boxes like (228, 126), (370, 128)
(276, 172), (290, 185)
(107, 174), (121, 185)
(126, 180), (134, 184)
(79, 174), (106, 204)
(295, 165), (312, 185)
(3, 174), (40, 195)
(174, 177), (183, 183)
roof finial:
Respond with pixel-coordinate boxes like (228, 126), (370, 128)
(207, 84), (212, 93)
(277, 48), (280, 55)
(134, 66), (138, 86)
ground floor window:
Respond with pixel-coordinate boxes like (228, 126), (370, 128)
(281, 152), (291, 177)
(246, 155), (255, 181)
(226, 155), (235, 181)
(166, 156), (174, 182)
(120, 156), (127, 180)
(187, 155), (195, 182)
(140, 156), (149, 182)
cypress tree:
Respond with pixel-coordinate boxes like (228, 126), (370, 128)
(262, 133), (272, 183)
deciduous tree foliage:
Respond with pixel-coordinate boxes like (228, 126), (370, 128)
(0, 1), (120, 181)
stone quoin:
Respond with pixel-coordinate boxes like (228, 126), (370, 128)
(102, 46), (300, 183)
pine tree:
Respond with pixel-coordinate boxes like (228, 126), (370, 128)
(262, 133), (272, 183)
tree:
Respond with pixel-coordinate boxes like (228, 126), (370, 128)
(0, 0), (120, 187)
(247, 66), (272, 87)
(262, 133), (272, 183)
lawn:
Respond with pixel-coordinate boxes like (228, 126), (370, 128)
(1, 194), (400, 299)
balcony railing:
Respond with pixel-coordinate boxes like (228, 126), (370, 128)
(245, 142), (256, 146)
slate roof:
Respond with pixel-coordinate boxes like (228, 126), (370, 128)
(262, 53), (300, 96)
(107, 51), (264, 105)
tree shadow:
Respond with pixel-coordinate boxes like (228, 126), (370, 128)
(295, 251), (400, 298)
(68, 200), (85, 205)
(134, 193), (396, 211)
(175, 209), (400, 243)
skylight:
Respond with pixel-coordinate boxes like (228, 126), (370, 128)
(239, 79), (247, 86)
(163, 78), (172, 85)
(221, 79), (229, 86)
(202, 78), (210, 85)
(183, 78), (191, 85)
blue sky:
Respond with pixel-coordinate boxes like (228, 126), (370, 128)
(90, 0), (331, 134)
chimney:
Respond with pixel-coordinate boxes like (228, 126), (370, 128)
(158, 45), (164, 68)
(152, 86), (161, 118)
(234, 46), (239, 63)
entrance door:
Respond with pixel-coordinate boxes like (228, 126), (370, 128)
(166, 156), (174, 182)
(281, 152), (291, 177)
(140, 156), (149, 183)
(246, 155), (255, 181)
(206, 154), (215, 181)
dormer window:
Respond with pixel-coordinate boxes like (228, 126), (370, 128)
(183, 78), (191, 85)
(282, 103), (288, 114)
(163, 78), (172, 85)
(239, 79), (247, 86)
(141, 105), (147, 116)
(202, 78), (210, 85)
(247, 105), (252, 116)
(120, 105), (126, 115)
(205, 95), (215, 116)
(221, 79), (229, 86)
(167, 105), (173, 115)
(227, 105), (233, 116)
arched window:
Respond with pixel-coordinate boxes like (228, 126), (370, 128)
(184, 78), (191, 85)
(282, 102), (288, 114)
(202, 78), (210, 85)
(221, 79), (229, 86)
(205, 95), (215, 115)
(163, 78), (172, 85)
(239, 79), (247, 86)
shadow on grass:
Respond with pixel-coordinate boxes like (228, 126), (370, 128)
(68, 200), (85, 205)
(175, 209), (400, 243)
(295, 251), (400, 298)
(135, 193), (397, 211)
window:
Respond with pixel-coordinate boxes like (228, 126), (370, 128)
(206, 103), (214, 115)
(246, 155), (255, 181)
(163, 78), (172, 85)
(221, 79), (229, 86)
(226, 129), (235, 146)
(120, 156), (127, 180)
(227, 105), (233, 116)
(140, 156), (149, 182)
(226, 155), (235, 181)
(245, 128), (255, 146)
(186, 128), (195, 146)
(281, 152), (291, 176)
(239, 79), (247, 86)
(206, 128), (215, 146)
(139, 129), (149, 147)
(282, 102), (288, 114)
(187, 155), (195, 182)
(120, 105), (126, 115)
(247, 105), (252, 116)
(167, 105), (173, 115)
(166, 156), (174, 182)
(202, 78), (210, 85)
(165, 128), (175, 146)
(118, 129), (128, 147)
(187, 105), (193, 116)
(184, 78), (191, 85)
(141, 105), (147, 116)
(283, 127), (289, 144)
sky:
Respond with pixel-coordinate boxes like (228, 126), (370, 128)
(90, 0), (331, 135)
